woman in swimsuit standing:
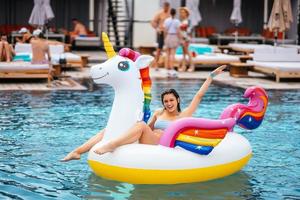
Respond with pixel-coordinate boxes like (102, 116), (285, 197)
(62, 65), (226, 161)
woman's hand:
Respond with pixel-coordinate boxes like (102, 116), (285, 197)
(210, 65), (227, 78)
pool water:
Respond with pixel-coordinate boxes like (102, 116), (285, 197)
(0, 79), (299, 200)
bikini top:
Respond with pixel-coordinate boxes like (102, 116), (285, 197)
(153, 118), (172, 131)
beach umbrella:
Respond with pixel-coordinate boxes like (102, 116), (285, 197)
(282, 0), (293, 30)
(29, 0), (54, 28)
(267, 0), (285, 46)
(230, 0), (242, 43)
(29, 0), (46, 27)
(43, 0), (55, 22)
(186, 0), (202, 28)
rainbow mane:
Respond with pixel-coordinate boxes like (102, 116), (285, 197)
(119, 48), (152, 123)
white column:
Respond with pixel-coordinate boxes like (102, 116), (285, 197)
(263, 0), (268, 29)
(89, 0), (95, 31)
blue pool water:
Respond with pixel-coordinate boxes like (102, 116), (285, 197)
(0, 79), (299, 200)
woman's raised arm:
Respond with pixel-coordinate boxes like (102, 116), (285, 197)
(180, 65), (227, 117)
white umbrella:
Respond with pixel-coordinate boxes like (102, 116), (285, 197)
(29, 0), (46, 27)
(282, 0), (293, 30)
(29, 0), (54, 27)
(230, 0), (242, 43)
(43, 0), (54, 21)
(268, 0), (285, 46)
(186, 0), (202, 28)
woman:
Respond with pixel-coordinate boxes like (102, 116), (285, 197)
(61, 65), (226, 161)
(16, 28), (34, 43)
(0, 34), (15, 62)
(163, 8), (181, 77)
(178, 7), (195, 72)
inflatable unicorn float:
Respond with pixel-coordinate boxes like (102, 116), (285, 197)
(88, 33), (268, 184)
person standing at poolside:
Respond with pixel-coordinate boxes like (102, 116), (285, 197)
(0, 33), (15, 62)
(69, 18), (88, 44)
(178, 7), (195, 72)
(30, 29), (51, 64)
(163, 8), (181, 77)
(151, 2), (170, 70)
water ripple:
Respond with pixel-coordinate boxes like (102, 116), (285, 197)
(0, 80), (299, 199)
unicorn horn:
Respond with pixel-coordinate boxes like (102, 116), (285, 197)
(102, 32), (116, 59)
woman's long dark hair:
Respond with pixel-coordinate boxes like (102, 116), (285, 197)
(161, 89), (181, 112)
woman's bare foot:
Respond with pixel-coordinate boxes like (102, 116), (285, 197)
(94, 142), (116, 155)
(178, 65), (187, 72)
(60, 151), (81, 162)
(187, 65), (195, 72)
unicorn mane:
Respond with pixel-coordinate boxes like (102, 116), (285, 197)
(119, 48), (152, 122)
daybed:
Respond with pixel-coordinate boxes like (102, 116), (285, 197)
(246, 46), (300, 82)
(0, 62), (52, 85)
(14, 43), (86, 69)
(174, 53), (240, 67)
(161, 44), (240, 68)
(74, 36), (101, 49)
(228, 43), (272, 54)
(247, 60), (300, 82)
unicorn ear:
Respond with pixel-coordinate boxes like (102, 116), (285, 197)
(135, 55), (154, 69)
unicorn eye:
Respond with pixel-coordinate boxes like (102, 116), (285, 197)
(118, 61), (129, 71)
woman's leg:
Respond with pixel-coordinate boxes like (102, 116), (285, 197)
(0, 42), (4, 61)
(165, 48), (170, 70)
(185, 42), (195, 72)
(94, 121), (155, 155)
(4, 42), (12, 62)
(169, 48), (176, 70)
(61, 129), (105, 161)
(180, 43), (188, 72)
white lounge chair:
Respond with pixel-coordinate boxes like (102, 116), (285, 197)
(74, 36), (101, 48)
(14, 43), (85, 69)
(0, 61), (52, 85)
(246, 47), (300, 82)
(174, 53), (240, 67)
(247, 60), (300, 82)
(228, 43), (272, 54)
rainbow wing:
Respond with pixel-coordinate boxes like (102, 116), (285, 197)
(174, 128), (228, 155)
(159, 118), (236, 155)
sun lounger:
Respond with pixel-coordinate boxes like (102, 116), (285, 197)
(173, 53), (240, 67)
(14, 43), (85, 69)
(74, 36), (101, 48)
(163, 44), (239, 67)
(252, 47), (300, 62)
(228, 43), (272, 54)
(0, 61), (52, 85)
(247, 60), (300, 82)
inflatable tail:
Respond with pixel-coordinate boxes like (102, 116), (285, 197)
(219, 86), (268, 130)
(159, 117), (236, 155)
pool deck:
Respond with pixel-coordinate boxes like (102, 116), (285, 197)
(0, 50), (299, 91)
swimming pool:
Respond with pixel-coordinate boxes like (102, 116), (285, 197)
(0, 79), (299, 199)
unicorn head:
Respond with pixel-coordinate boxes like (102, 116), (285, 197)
(90, 33), (153, 141)
(91, 33), (153, 89)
